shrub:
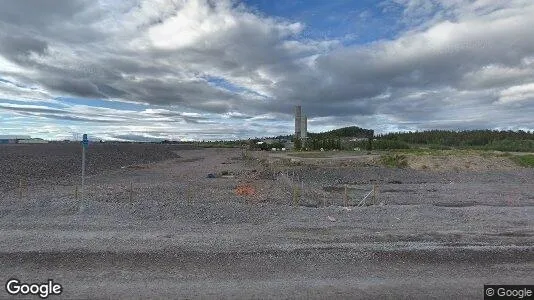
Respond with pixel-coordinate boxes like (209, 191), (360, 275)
(373, 140), (411, 150)
(510, 155), (534, 167)
(380, 154), (408, 168)
(485, 139), (534, 152)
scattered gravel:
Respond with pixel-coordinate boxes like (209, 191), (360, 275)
(0, 143), (184, 192)
(0, 146), (532, 299)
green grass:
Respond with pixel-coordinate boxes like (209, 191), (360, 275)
(288, 150), (374, 158)
(287, 152), (335, 158)
(380, 154), (408, 168)
(510, 154), (534, 167)
(391, 147), (513, 157)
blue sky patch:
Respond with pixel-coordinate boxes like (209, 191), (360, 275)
(244, 0), (403, 45)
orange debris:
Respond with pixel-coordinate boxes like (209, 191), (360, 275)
(235, 184), (256, 196)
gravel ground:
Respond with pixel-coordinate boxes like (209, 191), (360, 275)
(0, 146), (533, 299)
(0, 143), (184, 193)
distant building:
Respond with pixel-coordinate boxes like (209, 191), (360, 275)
(0, 139), (16, 144)
(347, 137), (368, 142)
(294, 105), (307, 146)
(17, 138), (48, 144)
(295, 105), (302, 140)
(0, 135), (31, 144)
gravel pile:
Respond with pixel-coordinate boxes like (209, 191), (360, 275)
(0, 143), (182, 192)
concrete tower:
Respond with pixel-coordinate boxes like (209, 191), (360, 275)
(295, 105), (302, 140)
(301, 115), (307, 140)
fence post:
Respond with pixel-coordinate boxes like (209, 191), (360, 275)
(293, 183), (301, 207)
(292, 185), (297, 206)
(129, 181), (133, 202)
(18, 179), (23, 199)
(376, 183), (380, 204)
(301, 180), (304, 205)
(344, 185), (348, 207)
(373, 184), (377, 204)
(186, 185), (192, 204)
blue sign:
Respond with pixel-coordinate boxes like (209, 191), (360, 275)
(82, 134), (88, 148)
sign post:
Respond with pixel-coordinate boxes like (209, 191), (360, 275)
(81, 134), (88, 203)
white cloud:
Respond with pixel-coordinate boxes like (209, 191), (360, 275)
(1, 0), (534, 139)
(498, 83), (534, 104)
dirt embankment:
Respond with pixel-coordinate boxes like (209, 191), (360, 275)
(408, 154), (519, 171)
(274, 150), (526, 172)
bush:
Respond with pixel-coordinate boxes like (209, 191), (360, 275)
(428, 144), (452, 150)
(510, 155), (534, 167)
(373, 140), (411, 150)
(380, 154), (408, 168)
(485, 139), (534, 152)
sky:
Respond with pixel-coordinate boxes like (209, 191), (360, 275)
(1, 0), (534, 141)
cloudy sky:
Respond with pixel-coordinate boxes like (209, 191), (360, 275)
(1, 0), (534, 141)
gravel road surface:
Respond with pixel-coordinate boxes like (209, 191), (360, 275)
(1, 146), (532, 299)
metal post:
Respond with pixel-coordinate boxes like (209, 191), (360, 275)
(81, 145), (85, 202)
(81, 134), (88, 204)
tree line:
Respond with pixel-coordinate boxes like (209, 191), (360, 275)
(377, 129), (534, 152)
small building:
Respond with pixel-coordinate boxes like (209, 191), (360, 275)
(17, 138), (48, 144)
(349, 137), (368, 142)
(0, 135), (31, 144)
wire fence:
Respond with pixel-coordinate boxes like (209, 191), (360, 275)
(1, 149), (384, 209)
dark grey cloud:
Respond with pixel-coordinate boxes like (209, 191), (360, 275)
(41, 78), (105, 98)
(1, 0), (534, 138)
(37, 114), (120, 123)
(0, 0), (104, 43)
(0, 36), (48, 58)
(11, 111), (119, 123)
(0, 0), (89, 27)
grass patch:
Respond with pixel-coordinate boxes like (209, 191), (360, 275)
(392, 148), (511, 157)
(510, 154), (534, 167)
(287, 152), (333, 158)
(380, 154), (408, 168)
